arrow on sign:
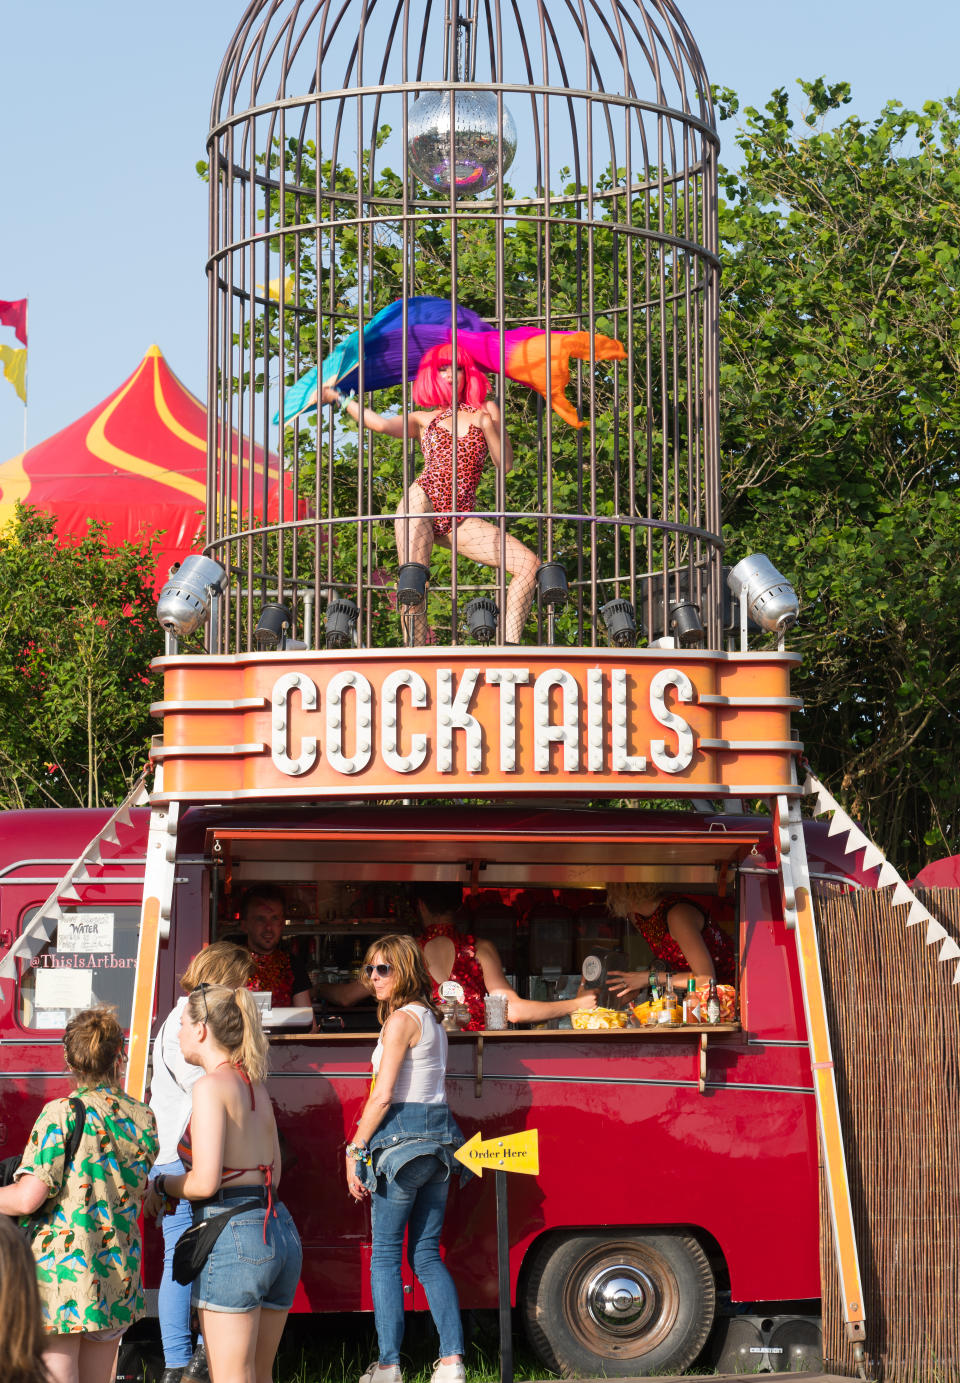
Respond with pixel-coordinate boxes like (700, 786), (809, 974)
(454, 1128), (539, 1177)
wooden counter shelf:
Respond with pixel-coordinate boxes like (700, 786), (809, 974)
(270, 1023), (741, 1095)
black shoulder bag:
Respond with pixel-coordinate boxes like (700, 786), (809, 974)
(0, 1096), (86, 1188)
(172, 1197), (263, 1285)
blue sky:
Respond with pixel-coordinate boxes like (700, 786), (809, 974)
(2, 0), (957, 460)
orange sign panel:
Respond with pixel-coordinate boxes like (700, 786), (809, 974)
(150, 648), (801, 802)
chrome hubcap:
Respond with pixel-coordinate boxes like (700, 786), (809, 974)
(586, 1265), (656, 1333)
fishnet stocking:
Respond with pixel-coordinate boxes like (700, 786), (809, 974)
(394, 486), (538, 644)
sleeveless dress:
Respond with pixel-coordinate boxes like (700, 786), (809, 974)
(418, 923), (487, 1030)
(416, 407), (489, 536)
(631, 895), (735, 984)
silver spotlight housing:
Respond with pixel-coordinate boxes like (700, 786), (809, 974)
(726, 555), (799, 636)
(156, 555), (228, 637)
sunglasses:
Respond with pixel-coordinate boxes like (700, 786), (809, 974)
(192, 982), (212, 1022)
(362, 963), (394, 980)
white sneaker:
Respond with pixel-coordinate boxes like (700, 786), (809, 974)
(430, 1360), (466, 1383)
(359, 1364), (402, 1383)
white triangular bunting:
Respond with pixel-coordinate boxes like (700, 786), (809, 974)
(890, 880), (914, 907)
(938, 937), (960, 963)
(133, 782), (150, 807)
(877, 861), (900, 887)
(115, 802), (133, 828)
(861, 842), (885, 870)
(843, 826), (869, 854)
(924, 916), (947, 944)
(905, 900), (930, 928)
(827, 810), (852, 838)
(59, 883), (82, 903)
(99, 822), (120, 845)
(83, 843), (102, 866)
(813, 788), (839, 817)
(954, 963), (960, 985)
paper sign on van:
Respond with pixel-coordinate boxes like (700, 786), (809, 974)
(57, 913), (114, 954)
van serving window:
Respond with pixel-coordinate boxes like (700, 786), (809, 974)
(17, 905), (142, 1031)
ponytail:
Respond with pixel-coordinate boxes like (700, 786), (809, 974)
(185, 984), (269, 1084)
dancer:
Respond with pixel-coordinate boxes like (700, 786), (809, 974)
(321, 343), (539, 644)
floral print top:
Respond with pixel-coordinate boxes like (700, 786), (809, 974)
(16, 1084), (158, 1334)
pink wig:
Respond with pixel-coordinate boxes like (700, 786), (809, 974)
(413, 342), (489, 408)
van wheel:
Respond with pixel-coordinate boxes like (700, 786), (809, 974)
(523, 1231), (715, 1377)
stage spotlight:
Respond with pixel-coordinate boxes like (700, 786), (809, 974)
(464, 597), (499, 644)
(600, 598), (637, 648)
(156, 555), (227, 638)
(536, 562), (568, 607)
(397, 562), (429, 608)
(253, 603), (292, 651)
(325, 598), (359, 650)
(727, 554), (799, 635)
(669, 600), (704, 648)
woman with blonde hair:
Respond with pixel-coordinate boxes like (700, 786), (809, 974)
(0, 1006), (158, 1383)
(148, 941), (257, 1383)
(144, 982), (301, 1383)
(0, 1213), (50, 1383)
(346, 934), (471, 1383)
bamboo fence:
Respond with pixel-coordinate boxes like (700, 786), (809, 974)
(815, 884), (960, 1382)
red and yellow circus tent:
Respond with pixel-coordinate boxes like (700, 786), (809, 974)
(0, 346), (296, 588)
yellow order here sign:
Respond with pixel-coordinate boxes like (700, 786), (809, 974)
(455, 1129), (539, 1177)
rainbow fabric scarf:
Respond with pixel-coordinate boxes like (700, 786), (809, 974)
(274, 295), (625, 429)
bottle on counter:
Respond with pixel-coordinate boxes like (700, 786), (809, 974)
(647, 973), (661, 1026)
(682, 977), (700, 1024)
(658, 971), (677, 1025)
(706, 977), (721, 1025)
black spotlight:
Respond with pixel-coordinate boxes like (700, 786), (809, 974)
(669, 600), (705, 648)
(600, 598), (637, 648)
(253, 602), (292, 651)
(325, 598), (359, 650)
(396, 562), (429, 608)
(536, 562), (568, 606)
(464, 597), (499, 644)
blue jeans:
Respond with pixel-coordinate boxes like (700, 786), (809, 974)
(370, 1154), (464, 1365)
(150, 1158), (194, 1368)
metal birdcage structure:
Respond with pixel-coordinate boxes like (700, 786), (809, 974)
(205, 0), (721, 653)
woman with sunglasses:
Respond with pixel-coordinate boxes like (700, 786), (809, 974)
(143, 981), (301, 1383)
(146, 942), (256, 1383)
(346, 936), (472, 1383)
(0, 1006), (158, 1383)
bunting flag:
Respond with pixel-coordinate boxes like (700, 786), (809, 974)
(802, 772), (960, 983)
(0, 344), (27, 403)
(0, 773), (150, 984)
(0, 297), (27, 345)
(259, 276), (296, 304)
(275, 294), (627, 429)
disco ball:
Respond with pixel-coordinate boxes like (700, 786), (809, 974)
(407, 89), (517, 194)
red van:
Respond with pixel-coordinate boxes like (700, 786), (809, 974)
(0, 798), (873, 1376)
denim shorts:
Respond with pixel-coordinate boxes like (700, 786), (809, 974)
(192, 1198), (302, 1314)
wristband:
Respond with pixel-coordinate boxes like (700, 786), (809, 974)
(346, 1141), (372, 1166)
(155, 1174), (167, 1199)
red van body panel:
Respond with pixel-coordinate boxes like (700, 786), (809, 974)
(0, 805), (875, 1314)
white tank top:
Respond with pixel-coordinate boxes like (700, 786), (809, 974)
(371, 1002), (448, 1105)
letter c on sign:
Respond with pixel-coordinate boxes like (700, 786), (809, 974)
(649, 669), (695, 774)
(271, 673), (319, 776)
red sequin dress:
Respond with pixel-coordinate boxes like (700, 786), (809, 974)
(418, 922), (488, 1030)
(632, 896), (735, 984)
(416, 407), (489, 536)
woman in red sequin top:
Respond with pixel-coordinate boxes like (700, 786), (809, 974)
(411, 884), (597, 1031)
(605, 885), (735, 999)
(321, 343), (539, 644)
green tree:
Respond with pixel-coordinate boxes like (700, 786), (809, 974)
(716, 80), (960, 871)
(0, 506), (162, 809)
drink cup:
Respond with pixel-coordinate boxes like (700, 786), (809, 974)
(484, 992), (510, 1030)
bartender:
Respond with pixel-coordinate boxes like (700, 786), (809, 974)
(226, 885), (316, 1022)
(413, 883), (597, 1030)
(604, 884), (735, 999)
